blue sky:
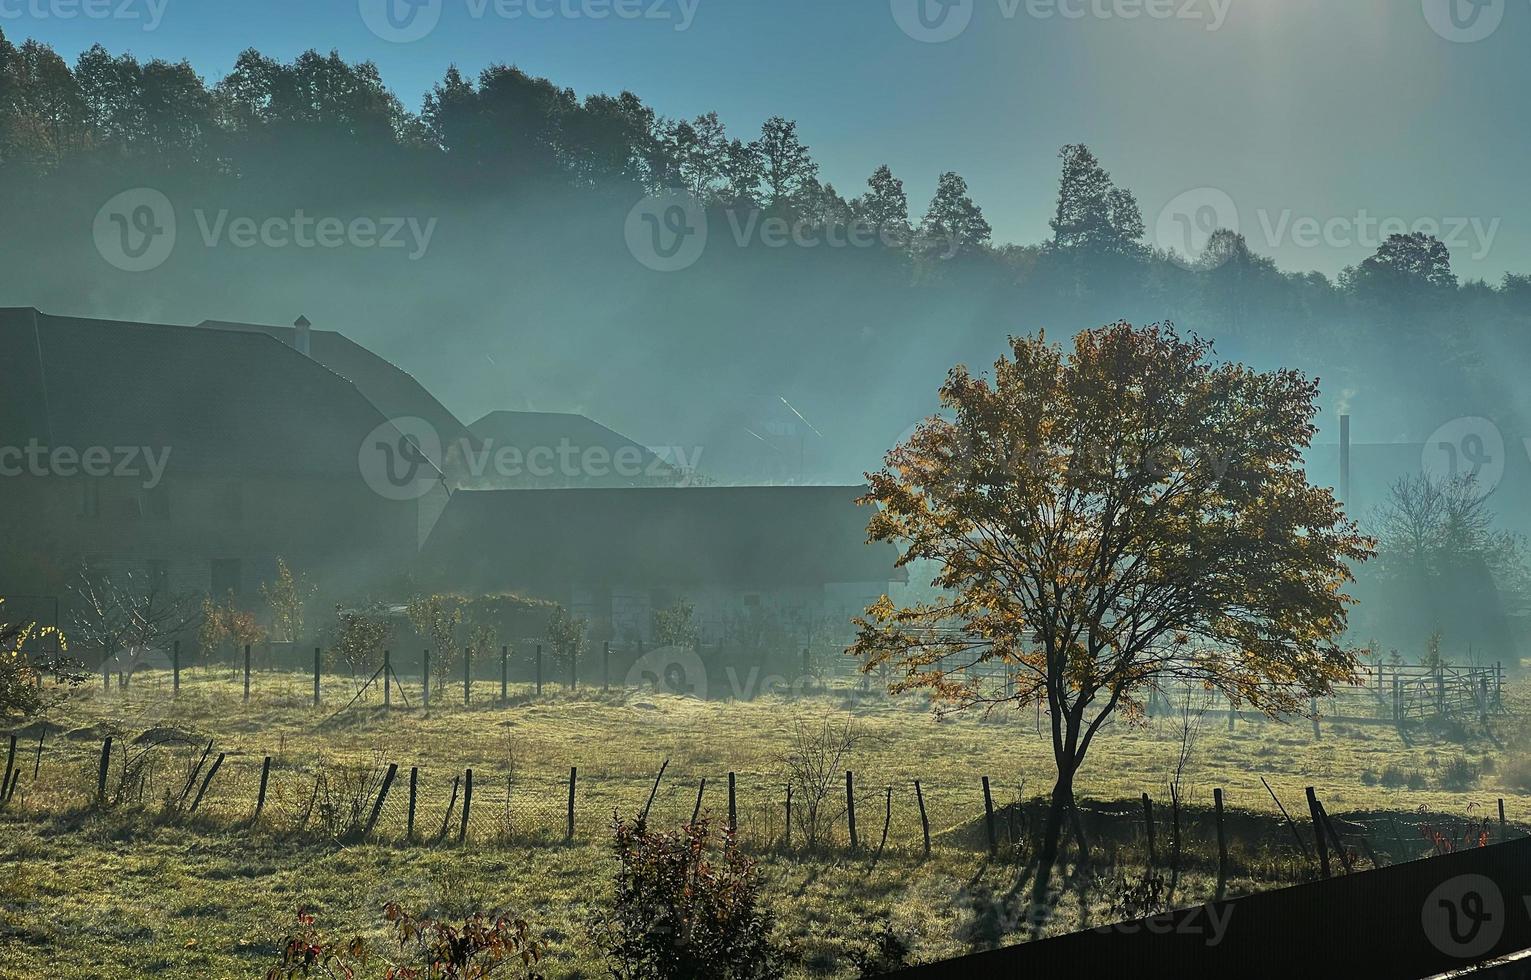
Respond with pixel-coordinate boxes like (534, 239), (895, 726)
(10, 0), (1531, 279)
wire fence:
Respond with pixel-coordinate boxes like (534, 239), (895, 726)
(2, 731), (1007, 859)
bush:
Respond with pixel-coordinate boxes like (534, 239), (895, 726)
(589, 815), (782, 980)
(267, 905), (545, 979)
(1438, 756), (1480, 792)
(1379, 765), (1409, 789)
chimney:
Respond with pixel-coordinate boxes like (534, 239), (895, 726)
(1339, 414), (1351, 508)
(293, 315), (312, 357)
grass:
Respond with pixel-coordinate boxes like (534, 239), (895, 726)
(2, 668), (1527, 977)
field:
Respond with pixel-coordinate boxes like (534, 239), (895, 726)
(2, 669), (1528, 978)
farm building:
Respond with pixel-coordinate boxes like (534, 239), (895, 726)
(0, 308), (448, 609)
(414, 485), (905, 645)
(197, 314), (478, 486)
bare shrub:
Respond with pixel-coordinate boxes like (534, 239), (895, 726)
(779, 714), (877, 850)
(311, 751), (388, 841)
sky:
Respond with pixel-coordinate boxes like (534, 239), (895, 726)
(8, 0), (1531, 280)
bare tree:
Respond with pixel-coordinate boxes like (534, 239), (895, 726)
(69, 564), (200, 684)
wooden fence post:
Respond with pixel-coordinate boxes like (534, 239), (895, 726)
(463, 647), (471, 706)
(1392, 678), (1402, 724)
(603, 641), (610, 692)
(728, 771), (737, 835)
(501, 646), (508, 703)
(846, 771), (858, 851)
(364, 763), (399, 840)
(383, 651), (392, 709)
(915, 779), (931, 857)
(172, 640), (180, 695)
(97, 736), (112, 804)
(536, 645), (543, 697)
(459, 768), (473, 842)
(407, 767), (419, 840)
(692, 778), (706, 826)
(438, 775), (460, 842)
(1305, 786), (1331, 878)
(253, 756), (272, 822)
(243, 644), (252, 703)
(1214, 787), (1228, 886)
(1499, 798), (1508, 838)
(423, 650), (431, 709)
(640, 759), (669, 824)
(982, 775), (997, 856)
(3, 735), (14, 794)
(566, 766), (577, 841)
(189, 753), (225, 813)
(313, 648), (321, 707)
(1142, 792), (1157, 865)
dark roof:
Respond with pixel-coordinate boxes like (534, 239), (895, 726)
(466, 411), (676, 487)
(0, 307), (441, 479)
(417, 486), (903, 590)
(199, 317), (475, 473)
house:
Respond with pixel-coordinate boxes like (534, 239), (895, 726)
(0, 308), (448, 610)
(463, 410), (682, 489)
(414, 485), (904, 644)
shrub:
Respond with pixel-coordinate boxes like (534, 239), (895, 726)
(589, 815), (782, 980)
(1379, 765), (1408, 789)
(846, 923), (913, 977)
(1438, 756), (1480, 792)
(1406, 771), (1428, 792)
(267, 905), (545, 979)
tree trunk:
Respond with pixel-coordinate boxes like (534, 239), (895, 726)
(1029, 767), (1074, 937)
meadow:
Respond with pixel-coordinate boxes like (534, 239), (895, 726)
(1, 668), (1526, 978)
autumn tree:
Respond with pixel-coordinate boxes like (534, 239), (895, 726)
(1, 597), (78, 718)
(260, 558), (317, 645)
(852, 322), (1373, 926)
